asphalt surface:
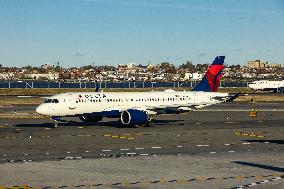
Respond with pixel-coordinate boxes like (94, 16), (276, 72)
(0, 102), (283, 189)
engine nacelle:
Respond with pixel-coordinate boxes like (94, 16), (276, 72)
(121, 109), (148, 126)
(80, 116), (102, 122)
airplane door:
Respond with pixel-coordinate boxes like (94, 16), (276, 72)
(67, 94), (77, 111)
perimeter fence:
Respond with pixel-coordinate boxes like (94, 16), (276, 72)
(0, 81), (249, 89)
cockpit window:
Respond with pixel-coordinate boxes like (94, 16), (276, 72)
(53, 99), (59, 103)
(44, 99), (52, 103)
(43, 99), (59, 103)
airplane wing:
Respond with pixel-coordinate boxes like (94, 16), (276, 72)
(102, 102), (213, 115)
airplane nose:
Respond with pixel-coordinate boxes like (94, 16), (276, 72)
(36, 105), (46, 115)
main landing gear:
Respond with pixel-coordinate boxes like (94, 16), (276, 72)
(145, 116), (154, 127)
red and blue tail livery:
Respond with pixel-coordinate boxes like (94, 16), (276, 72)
(192, 56), (225, 92)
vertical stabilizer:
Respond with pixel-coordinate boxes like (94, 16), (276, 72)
(192, 56), (225, 92)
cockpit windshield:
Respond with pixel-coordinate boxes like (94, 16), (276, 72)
(43, 99), (59, 104)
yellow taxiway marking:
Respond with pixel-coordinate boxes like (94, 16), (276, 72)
(235, 132), (265, 138)
(103, 133), (137, 140)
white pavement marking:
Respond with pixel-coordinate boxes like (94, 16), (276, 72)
(66, 151), (70, 154)
(134, 147), (144, 150)
(228, 151), (235, 153)
(210, 152), (216, 154)
(126, 152), (136, 155)
(242, 142), (250, 145)
(176, 145), (183, 148)
(197, 144), (210, 147)
(85, 150), (89, 153)
(120, 149), (130, 151)
(151, 146), (162, 149)
(102, 149), (111, 152)
(260, 180), (270, 183)
(235, 176), (283, 189)
(45, 152), (50, 155)
(140, 154), (149, 156)
(224, 144), (231, 146)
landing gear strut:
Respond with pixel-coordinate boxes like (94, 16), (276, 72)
(145, 116), (154, 127)
(50, 117), (60, 128)
(52, 120), (58, 128)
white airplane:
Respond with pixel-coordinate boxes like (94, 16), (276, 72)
(248, 80), (284, 93)
(36, 56), (240, 127)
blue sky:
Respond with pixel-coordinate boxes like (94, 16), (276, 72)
(0, 0), (284, 67)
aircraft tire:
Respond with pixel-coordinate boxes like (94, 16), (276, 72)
(145, 120), (154, 127)
(53, 122), (58, 128)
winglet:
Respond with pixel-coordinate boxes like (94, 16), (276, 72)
(226, 92), (241, 102)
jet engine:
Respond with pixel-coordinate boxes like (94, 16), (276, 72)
(79, 116), (102, 122)
(120, 109), (148, 126)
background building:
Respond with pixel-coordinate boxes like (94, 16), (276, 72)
(247, 60), (267, 68)
(247, 60), (281, 68)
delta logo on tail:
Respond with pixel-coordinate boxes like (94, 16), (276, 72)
(192, 56), (225, 92)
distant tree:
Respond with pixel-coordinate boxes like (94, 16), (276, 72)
(148, 66), (158, 73)
(160, 62), (176, 74)
(38, 76), (49, 81)
(81, 65), (93, 70)
(196, 64), (209, 72)
(179, 61), (195, 72)
(23, 65), (33, 70)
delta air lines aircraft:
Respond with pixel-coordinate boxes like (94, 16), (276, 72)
(36, 56), (240, 127)
(248, 80), (284, 93)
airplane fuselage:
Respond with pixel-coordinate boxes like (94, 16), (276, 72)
(248, 80), (284, 92)
(36, 91), (229, 117)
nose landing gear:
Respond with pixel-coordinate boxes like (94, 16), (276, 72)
(51, 116), (60, 128)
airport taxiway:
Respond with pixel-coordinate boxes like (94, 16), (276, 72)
(0, 102), (283, 188)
